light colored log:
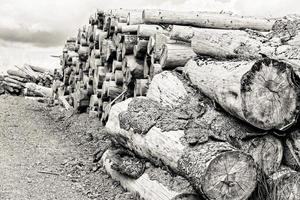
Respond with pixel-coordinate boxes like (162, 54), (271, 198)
(127, 10), (143, 25)
(102, 149), (198, 200)
(122, 56), (144, 82)
(160, 43), (196, 69)
(184, 58), (300, 131)
(142, 10), (274, 31)
(134, 79), (149, 97)
(119, 25), (139, 33)
(58, 95), (73, 110)
(4, 77), (25, 87)
(112, 60), (123, 72)
(25, 83), (53, 97)
(106, 98), (257, 200)
(137, 25), (169, 38)
(149, 63), (163, 80)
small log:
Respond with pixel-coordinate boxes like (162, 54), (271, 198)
(115, 70), (123, 85)
(7, 75), (28, 83)
(112, 60), (123, 72)
(119, 25), (139, 33)
(4, 77), (25, 87)
(134, 79), (149, 97)
(134, 39), (148, 59)
(137, 25), (169, 38)
(7, 69), (29, 79)
(160, 43), (196, 69)
(102, 149), (199, 200)
(121, 35), (138, 58)
(142, 10), (274, 31)
(123, 56), (144, 82)
(58, 95), (73, 110)
(143, 55), (152, 78)
(170, 25), (196, 42)
(106, 98), (258, 200)
(3, 81), (23, 90)
(184, 58), (300, 131)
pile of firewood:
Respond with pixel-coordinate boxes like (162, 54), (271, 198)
(0, 64), (54, 97)
(55, 9), (300, 200)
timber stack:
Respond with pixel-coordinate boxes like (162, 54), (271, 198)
(0, 64), (54, 97)
(54, 9), (300, 200)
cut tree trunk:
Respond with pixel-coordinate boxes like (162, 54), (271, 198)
(121, 35), (138, 58)
(160, 43), (196, 69)
(184, 58), (300, 131)
(106, 98), (257, 200)
(142, 10), (275, 31)
(134, 39), (148, 59)
(149, 63), (163, 80)
(102, 149), (200, 200)
(134, 79), (149, 97)
(137, 25), (169, 38)
(127, 10), (143, 25)
(122, 56), (144, 82)
(191, 28), (273, 59)
(25, 83), (53, 97)
(112, 60), (123, 72)
(119, 25), (139, 33)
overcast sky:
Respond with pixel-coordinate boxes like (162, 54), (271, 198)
(0, 0), (300, 73)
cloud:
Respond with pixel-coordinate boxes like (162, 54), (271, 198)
(0, 26), (66, 47)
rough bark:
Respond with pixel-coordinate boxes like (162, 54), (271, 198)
(102, 149), (200, 200)
(184, 58), (300, 131)
(142, 10), (274, 31)
(160, 44), (196, 69)
(106, 98), (257, 200)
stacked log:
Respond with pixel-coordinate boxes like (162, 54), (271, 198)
(53, 8), (300, 199)
(0, 65), (54, 96)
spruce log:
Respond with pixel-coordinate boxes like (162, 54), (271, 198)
(123, 56), (144, 81)
(184, 58), (300, 131)
(119, 25), (139, 33)
(115, 70), (123, 85)
(107, 80), (123, 99)
(142, 10), (274, 31)
(137, 25), (169, 38)
(134, 39), (148, 59)
(112, 60), (123, 72)
(102, 149), (200, 200)
(4, 77), (25, 87)
(106, 98), (257, 200)
(160, 44), (196, 69)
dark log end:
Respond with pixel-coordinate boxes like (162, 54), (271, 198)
(241, 58), (300, 130)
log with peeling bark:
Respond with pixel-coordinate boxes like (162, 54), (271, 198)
(184, 58), (300, 131)
(102, 149), (200, 200)
(160, 43), (196, 69)
(191, 28), (273, 59)
(134, 39), (148, 59)
(106, 98), (257, 200)
(142, 10), (275, 31)
(137, 25), (169, 38)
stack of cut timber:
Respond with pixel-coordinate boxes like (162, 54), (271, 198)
(1, 64), (54, 96)
(54, 8), (300, 200)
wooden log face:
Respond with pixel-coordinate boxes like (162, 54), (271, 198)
(185, 59), (300, 131)
(283, 129), (300, 171)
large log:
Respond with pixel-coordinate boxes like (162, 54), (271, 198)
(184, 58), (300, 131)
(191, 28), (273, 59)
(160, 43), (196, 69)
(25, 83), (53, 97)
(106, 98), (257, 200)
(102, 149), (200, 200)
(142, 10), (274, 31)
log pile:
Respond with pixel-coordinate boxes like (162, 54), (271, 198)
(53, 9), (300, 200)
(0, 64), (54, 97)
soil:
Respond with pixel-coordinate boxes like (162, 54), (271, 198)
(0, 95), (136, 200)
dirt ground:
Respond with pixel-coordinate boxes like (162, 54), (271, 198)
(0, 95), (135, 200)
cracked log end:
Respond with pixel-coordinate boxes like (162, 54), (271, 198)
(202, 151), (257, 200)
(241, 58), (300, 130)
